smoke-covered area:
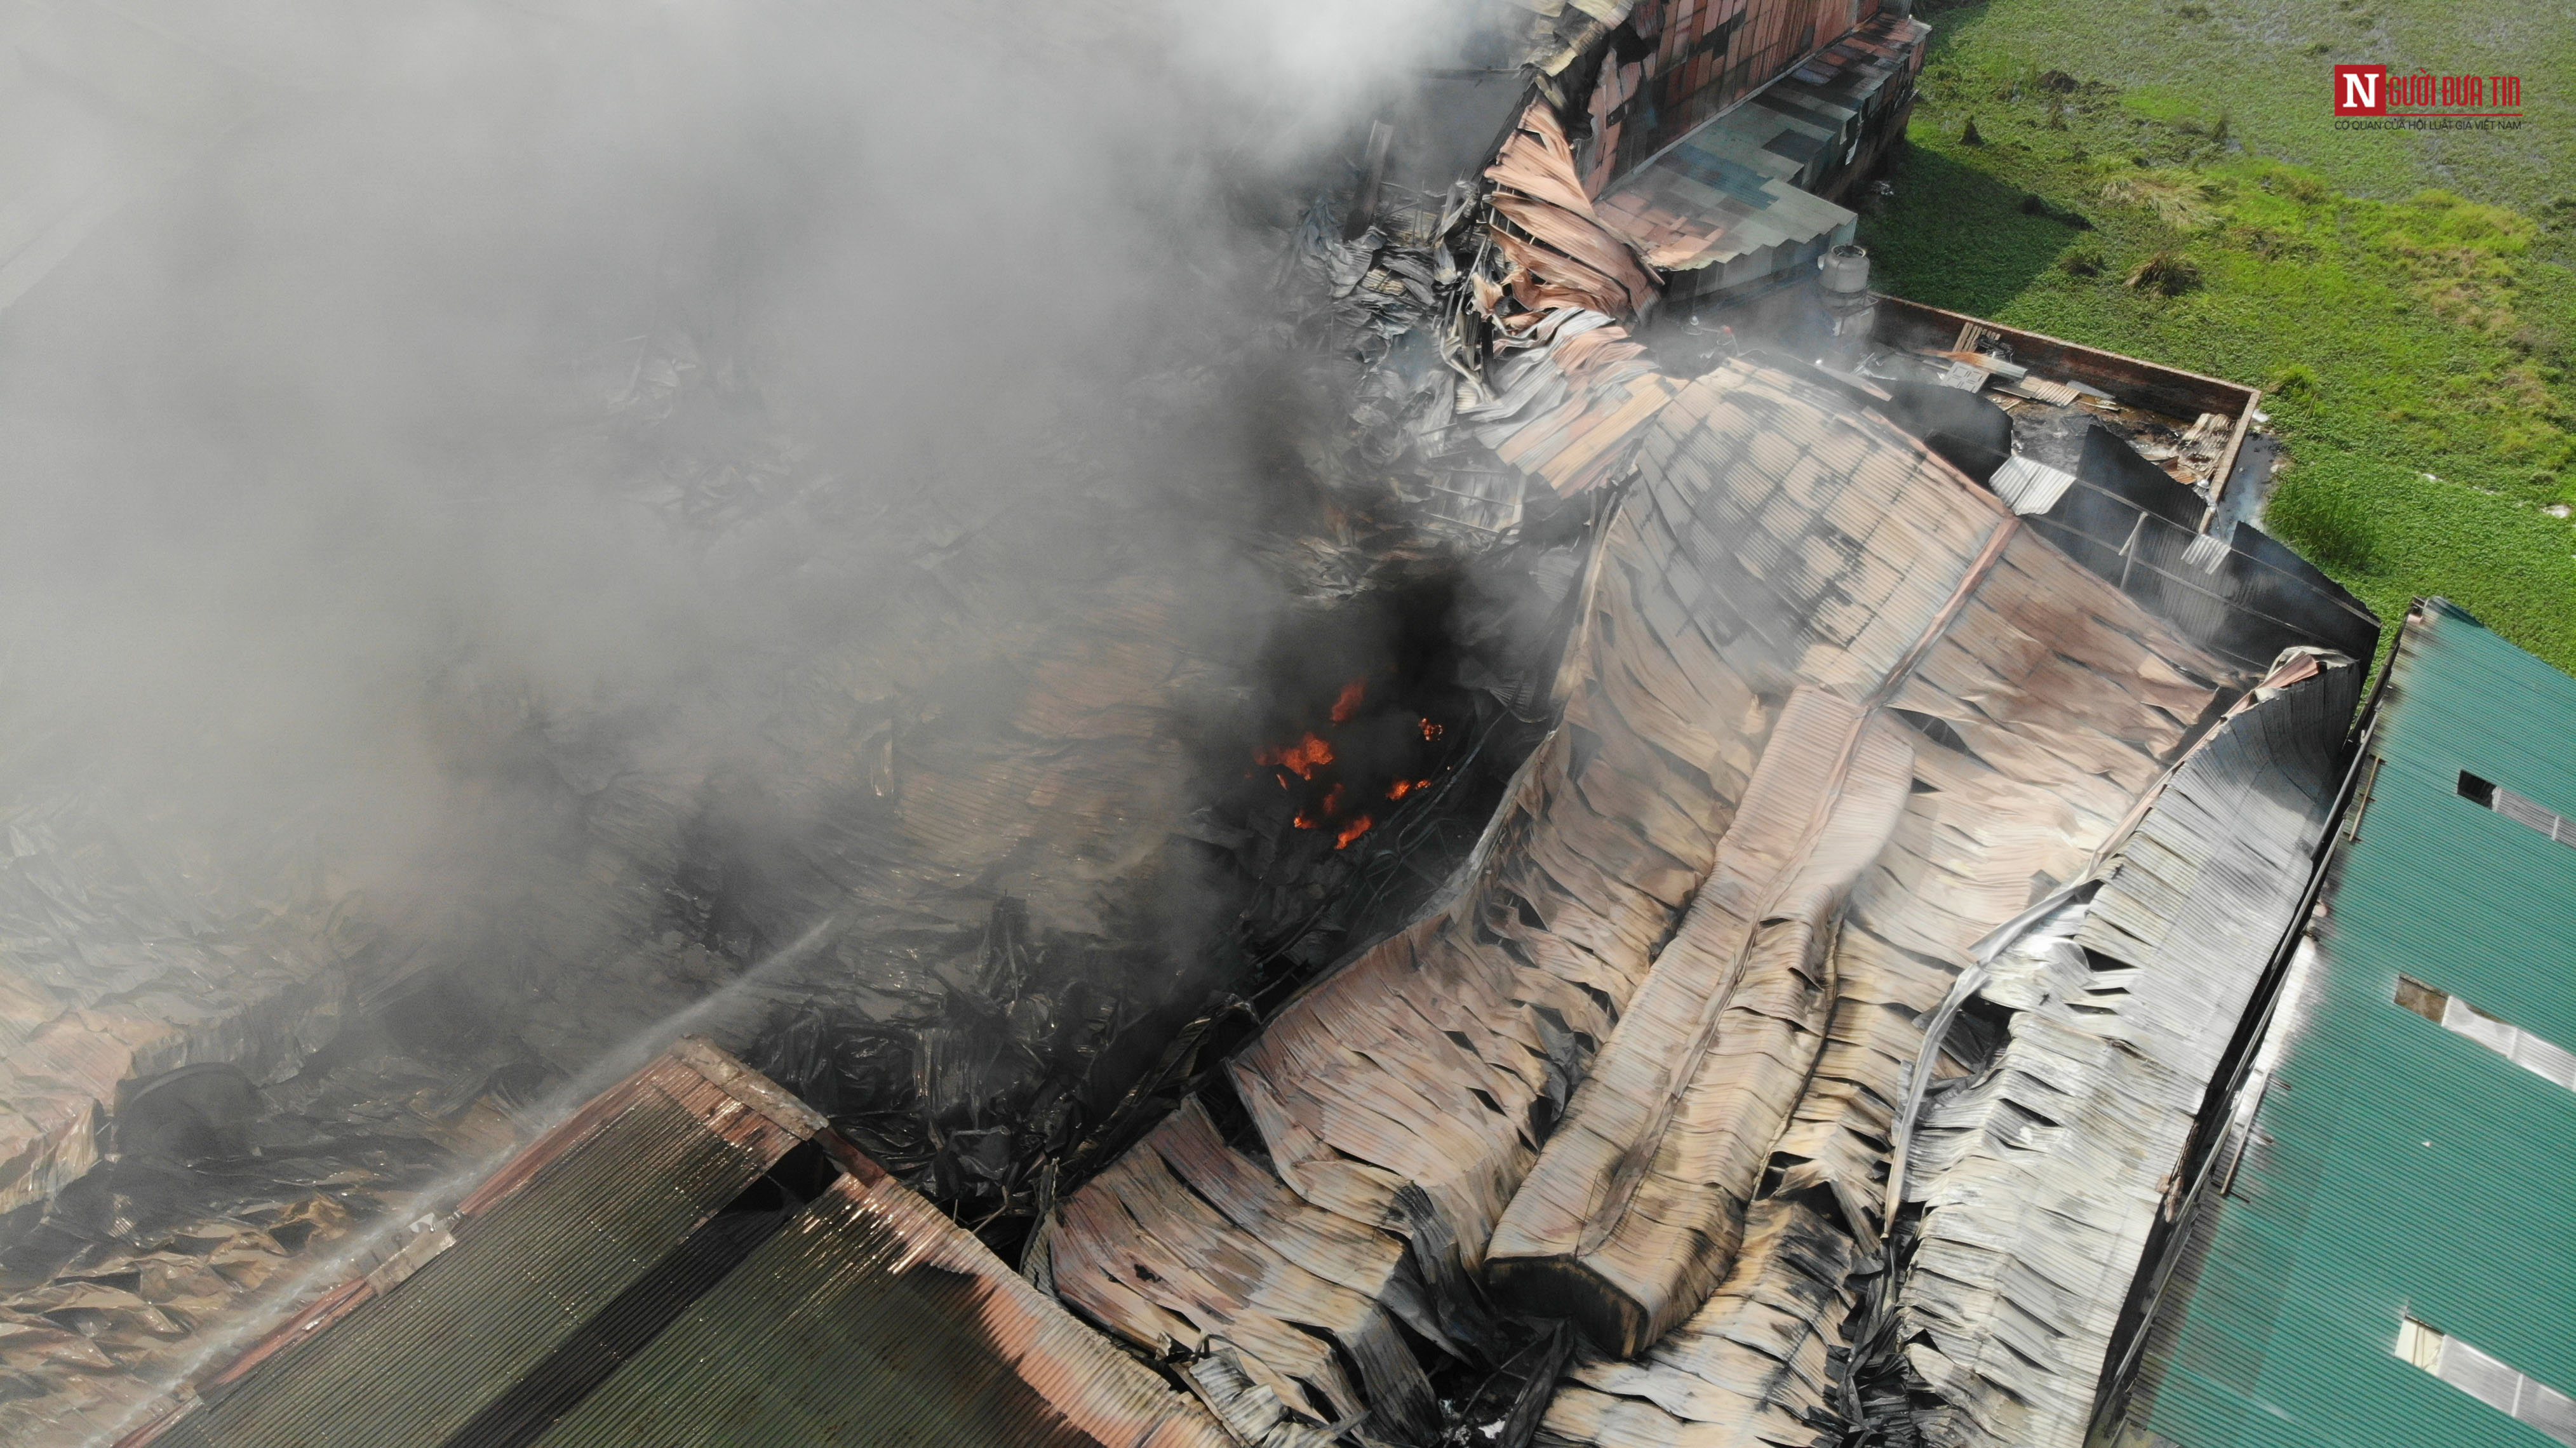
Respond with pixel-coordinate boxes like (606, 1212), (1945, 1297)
(3, 0), (1425, 957)
(0, 1), (1553, 1436)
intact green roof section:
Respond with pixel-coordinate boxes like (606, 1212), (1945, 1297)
(2141, 600), (2576, 1448)
(530, 1170), (1206, 1448)
(159, 1084), (776, 1448)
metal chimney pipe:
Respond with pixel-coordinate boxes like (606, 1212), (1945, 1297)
(1819, 243), (1872, 297)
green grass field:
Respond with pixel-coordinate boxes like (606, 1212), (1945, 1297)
(1857, 0), (2576, 671)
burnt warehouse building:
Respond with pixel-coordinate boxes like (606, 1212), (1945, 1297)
(11, 4), (2553, 1448)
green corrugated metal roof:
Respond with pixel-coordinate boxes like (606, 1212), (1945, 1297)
(161, 1083), (775, 1448)
(133, 1042), (1228, 1448)
(2137, 600), (2576, 1448)
(529, 1179), (1111, 1448)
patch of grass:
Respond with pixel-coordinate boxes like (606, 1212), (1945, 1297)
(2100, 170), (2220, 229)
(2265, 466), (2377, 571)
(1867, 4), (2576, 671)
(2265, 455), (2576, 671)
(2265, 362), (2319, 395)
(1899, 0), (2576, 215)
(2117, 87), (2203, 128)
(2125, 249), (2202, 295)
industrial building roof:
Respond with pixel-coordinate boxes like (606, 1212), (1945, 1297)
(2117, 599), (2576, 1448)
(1050, 311), (2375, 1447)
(118, 1039), (1230, 1448)
(1593, 11), (1929, 287)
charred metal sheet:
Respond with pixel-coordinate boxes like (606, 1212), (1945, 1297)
(1483, 104), (1660, 323)
(1529, 387), (2253, 1448)
(1459, 309), (1676, 497)
(1865, 652), (2358, 1448)
(1548, 1197), (1864, 1446)
(1485, 692), (1912, 1356)
(1045, 1096), (1439, 1436)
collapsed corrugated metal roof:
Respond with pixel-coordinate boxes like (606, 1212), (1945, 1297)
(1043, 326), (2368, 1443)
(1853, 648), (2358, 1448)
(1028, 14), (2383, 1434)
(116, 1039), (1230, 1448)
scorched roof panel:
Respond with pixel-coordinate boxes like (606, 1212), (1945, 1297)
(529, 1157), (1221, 1448)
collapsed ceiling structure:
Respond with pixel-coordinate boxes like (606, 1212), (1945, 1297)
(1043, 105), (2370, 1440)
(0, 1), (2394, 1446)
(1038, 8), (2375, 1448)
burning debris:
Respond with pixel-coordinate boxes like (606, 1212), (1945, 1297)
(1254, 678), (1452, 850)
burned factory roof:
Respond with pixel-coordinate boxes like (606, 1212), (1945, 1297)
(1035, 18), (2387, 1437)
(0, 3), (2418, 1446)
(116, 1039), (1228, 1448)
(1047, 331), (2371, 1445)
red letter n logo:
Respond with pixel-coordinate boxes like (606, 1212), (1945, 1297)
(2334, 64), (2387, 115)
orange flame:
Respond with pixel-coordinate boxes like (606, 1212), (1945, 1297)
(1258, 686), (1432, 851)
(1256, 733), (1334, 780)
(1331, 680), (1367, 725)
